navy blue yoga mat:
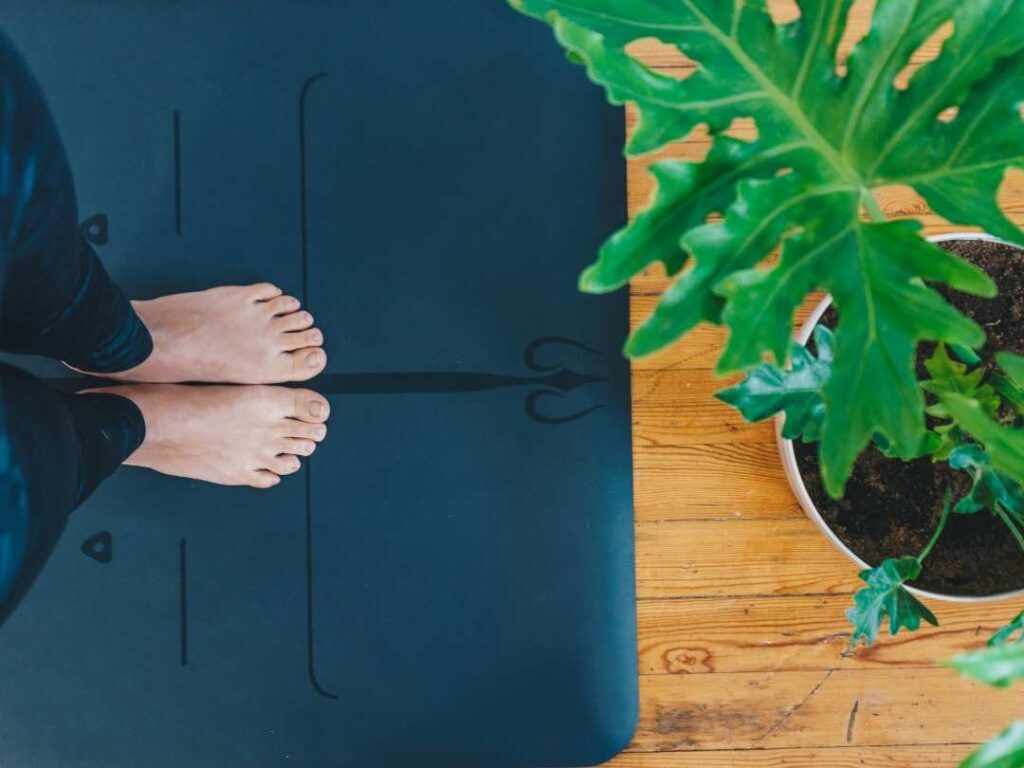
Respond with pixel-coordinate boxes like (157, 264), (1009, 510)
(0, 3), (637, 766)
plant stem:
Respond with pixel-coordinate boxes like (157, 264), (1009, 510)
(997, 504), (1024, 555)
(862, 188), (886, 222)
(917, 494), (953, 565)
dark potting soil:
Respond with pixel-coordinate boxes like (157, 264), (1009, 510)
(794, 238), (1024, 596)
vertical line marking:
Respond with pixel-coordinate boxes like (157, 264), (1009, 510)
(173, 110), (182, 236)
(298, 71), (337, 700)
(179, 537), (189, 667)
(299, 75), (326, 306)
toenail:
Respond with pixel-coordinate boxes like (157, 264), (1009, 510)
(307, 351), (324, 368)
(309, 400), (325, 417)
(316, 425), (327, 439)
(311, 330), (323, 343)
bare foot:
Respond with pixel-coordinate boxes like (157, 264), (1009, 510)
(94, 384), (330, 488)
(79, 283), (327, 384)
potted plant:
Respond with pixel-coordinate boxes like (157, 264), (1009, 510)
(509, 0), (1024, 764)
(721, 233), (1024, 622)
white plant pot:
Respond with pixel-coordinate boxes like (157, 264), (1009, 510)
(777, 232), (1024, 603)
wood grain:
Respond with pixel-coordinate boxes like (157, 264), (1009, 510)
(634, 669), (1024, 751)
(612, 1), (1024, 766)
(637, 596), (1024, 674)
(610, 746), (978, 768)
(636, 519), (859, 598)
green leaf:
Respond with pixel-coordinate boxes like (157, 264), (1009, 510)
(999, 353), (1024, 392)
(886, 50), (1024, 248)
(949, 444), (1024, 516)
(990, 612), (1024, 648)
(961, 722), (1024, 768)
(951, 644), (1024, 688)
(991, 374), (1024, 417)
(872, 429), (943, 461)
(922, 344), (1003, 459)
(922, 345), (1000, 415)
(509, 0), (1020, 495)
(846, 556), (937, 647)
(951, 343), (983, 367)
(580, 140), (793, 293)
(943, 393), (1024, 485)
(996, 353), (1024, 417)
(816, 225), (990, 495)
(715, 325), (833, 442)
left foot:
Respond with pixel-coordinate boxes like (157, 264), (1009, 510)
(75, 283), (327, 384)
(91, 384), (331, 488)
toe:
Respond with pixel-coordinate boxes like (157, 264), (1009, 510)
(281, 420), (328, 442)
(248, 283), (283, 301)
(279, 438), (317, 457)
(264, 295), (302, 316)
(268, 454), (302, 476)
(275, 310), (315, 333)
(281, 328), (323, 352)
(291, 389), (330, 423)
(286, 348), (327, 381)
(249, 470), (281, 489)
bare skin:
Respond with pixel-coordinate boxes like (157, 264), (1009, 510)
(94, 384), (331, 489)
(77, 282), (332, 487)
(78, 283), (327, 384)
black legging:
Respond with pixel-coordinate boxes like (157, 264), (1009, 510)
(0, 32), (152, 625)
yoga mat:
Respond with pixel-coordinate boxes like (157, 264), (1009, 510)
(0, 3), (636, 766)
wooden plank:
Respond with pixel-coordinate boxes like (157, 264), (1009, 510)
(636, 519), (859, 598)
(610, 744), (975, 768)
(634, 479), (803, 522)
(633, 443), (802, 523)
(631, 668), (1024, 751)
(632, 368), (770, 446)
(637, 596), (1024, 675)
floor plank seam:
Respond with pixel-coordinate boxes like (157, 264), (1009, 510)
(623, 740), (986, 754)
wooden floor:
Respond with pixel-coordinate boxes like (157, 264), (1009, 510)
(613, 8), (1024, 767)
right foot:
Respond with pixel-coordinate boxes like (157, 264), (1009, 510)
(93, 384), (331, 488)
(76, 283), (328, 384)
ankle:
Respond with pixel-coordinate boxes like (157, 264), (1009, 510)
(66, 389), (148, 487)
